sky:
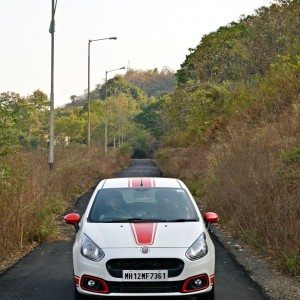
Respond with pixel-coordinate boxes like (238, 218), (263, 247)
(0, 0), (272, 107)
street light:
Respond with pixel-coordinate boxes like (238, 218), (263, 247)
(48, 0), (58, 170)
(105, 67), (126, 155)
(87, 37), (117, 148)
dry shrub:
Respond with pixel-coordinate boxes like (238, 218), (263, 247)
(205, 104), (300, 274)
(156, 104), (300, 275)
(0, 145), (129, 262)
(156, 147), (208, 197)
(156, 147), (207, 179)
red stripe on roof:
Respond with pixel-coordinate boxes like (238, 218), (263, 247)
(128, 177), (155, 188)
(131, 223), (157, 245)
(142, 178), (152, 188)
(131, 178), (141, 188)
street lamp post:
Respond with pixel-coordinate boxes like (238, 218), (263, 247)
(48, 0), (58, 170)
(87, 37), (117, 148)
(105, 67), (126, 155)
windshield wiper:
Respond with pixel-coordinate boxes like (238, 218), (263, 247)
(88, 218), (198, 223)
(167, 219), (198, 222)
(101, 218), (168, 223)
(129, 218), (169, 223)
(103, 218), (167, 223)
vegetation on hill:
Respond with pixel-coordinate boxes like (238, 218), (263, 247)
(155, 0), (300, 275)
(62, 68), (176, 156)
(67, 68), (175, 106)
(125, 68), (176, 97)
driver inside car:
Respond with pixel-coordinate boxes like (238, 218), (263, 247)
(98, 191), (128, 221)
(105, 196), (124, 211)
(89, 190), (127, 221)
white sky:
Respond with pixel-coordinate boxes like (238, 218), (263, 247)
(0, 0), (271, 107)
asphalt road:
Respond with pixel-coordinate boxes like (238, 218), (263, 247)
(0, 159), (268, 300)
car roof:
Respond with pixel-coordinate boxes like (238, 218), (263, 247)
(101, 177), (182, 189)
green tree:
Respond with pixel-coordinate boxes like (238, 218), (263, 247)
(0, 90), (49, 153)
(55, 112), (85, 144)
(134, 98), (166, 139)
(92, 76), (146, 102)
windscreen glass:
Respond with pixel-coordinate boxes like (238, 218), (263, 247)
(88, 188), (199, 223)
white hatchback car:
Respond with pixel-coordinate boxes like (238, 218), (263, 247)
(64, 177), (219, 299)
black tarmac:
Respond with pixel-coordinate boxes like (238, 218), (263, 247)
(0, 159), (268, 300)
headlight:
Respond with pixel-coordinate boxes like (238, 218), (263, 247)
(186, 233), (208, 260)
(80, 234), (105, 262)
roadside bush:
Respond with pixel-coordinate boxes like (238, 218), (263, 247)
(0, 145), (129, 263)
(156, 104), (300, 275)
(119, 143), (133, 157)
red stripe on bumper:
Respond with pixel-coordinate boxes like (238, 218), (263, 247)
(74, 275), (80, 286)
(209, 274), (215, 285)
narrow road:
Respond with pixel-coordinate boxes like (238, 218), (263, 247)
(0, 159), (268, 300)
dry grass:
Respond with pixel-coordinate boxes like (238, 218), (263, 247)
(0, 145), (129, 263)
(156, 104), (300, 275)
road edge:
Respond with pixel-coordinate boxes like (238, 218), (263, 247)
(209, 224), (300, 300)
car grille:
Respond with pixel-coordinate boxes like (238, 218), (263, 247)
(107, 280), (184, 293)
(106, 258), (184, 278)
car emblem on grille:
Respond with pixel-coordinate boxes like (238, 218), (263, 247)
(141, 246), (150, 254)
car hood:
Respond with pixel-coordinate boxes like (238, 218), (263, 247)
(82, 222), (204, 249)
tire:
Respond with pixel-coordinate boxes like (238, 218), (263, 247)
(195, 286), (215, 300)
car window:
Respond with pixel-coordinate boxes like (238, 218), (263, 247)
(88, 188), (199, 223)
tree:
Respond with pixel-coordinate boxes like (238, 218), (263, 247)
(134, 98), (166, 139)
(0, 90), (49, 153)
(93, 75), (146, 102)
(105, 93), (137, 147)
(55, 109), (85, 144)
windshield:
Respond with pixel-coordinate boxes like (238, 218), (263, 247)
(88, 188), (199, 223)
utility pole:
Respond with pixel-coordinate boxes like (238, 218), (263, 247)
(105, 71), (108, 155)
(87, 40), (91, 147)
(87, 37), (117, 148)
(104, 67), (126, 155)
(48, 0), (58, 170)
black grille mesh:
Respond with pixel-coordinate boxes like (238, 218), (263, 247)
(107, 280), (184, 293)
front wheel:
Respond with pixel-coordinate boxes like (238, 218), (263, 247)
(195, 286), (215, 300)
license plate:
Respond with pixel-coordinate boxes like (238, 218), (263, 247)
(122, 270), (168, 281)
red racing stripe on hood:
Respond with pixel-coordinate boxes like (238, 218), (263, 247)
(131, 223), (157, 245)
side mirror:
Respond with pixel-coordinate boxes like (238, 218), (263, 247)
(64, 213), (81, 232)
(203, 212), (219, 229)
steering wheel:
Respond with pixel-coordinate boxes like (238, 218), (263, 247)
(102, 209), (131, 220)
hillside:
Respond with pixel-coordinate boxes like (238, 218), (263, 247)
(155, 0), (300, 276)
(67, 68), (176, 107)
(124, 68), (176, 97)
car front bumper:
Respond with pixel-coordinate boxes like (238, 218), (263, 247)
(73, 246), (215, 297)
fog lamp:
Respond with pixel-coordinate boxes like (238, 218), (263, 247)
(194, 278), (202, 286)
(87, 280), (96, 287)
